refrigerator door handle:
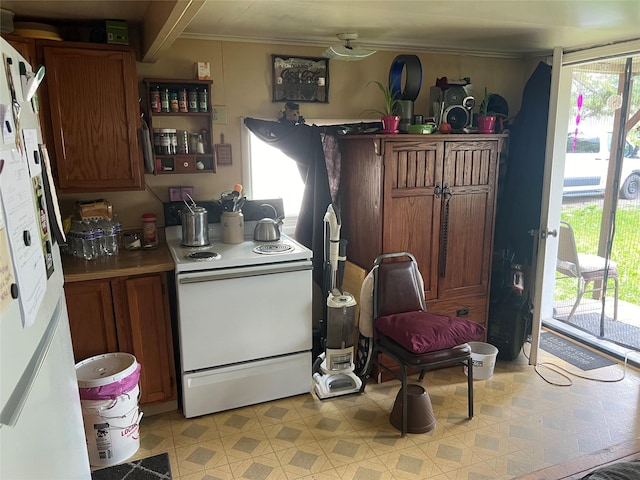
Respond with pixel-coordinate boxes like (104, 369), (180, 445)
(0, 299), (62, 428)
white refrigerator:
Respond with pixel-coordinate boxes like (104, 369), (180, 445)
(0, 38), (91, 479)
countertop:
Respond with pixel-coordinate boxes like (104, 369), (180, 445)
(62, 242), (175, 283)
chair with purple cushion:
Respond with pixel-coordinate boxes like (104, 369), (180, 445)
(360, 252), (486, 435)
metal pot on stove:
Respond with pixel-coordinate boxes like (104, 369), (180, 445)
(181, 196), (209, 247)
(253, 204), (283, 242)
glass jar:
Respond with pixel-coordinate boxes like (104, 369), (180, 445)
(189, 132), (199, 153)
(158, 129), (172, 155)
(169, 129), (178, 155)
(196, 134), (205, 154)
(142, 213), (158, 248)
(177, 130), (189, 154)
(153, 128), (161, 155)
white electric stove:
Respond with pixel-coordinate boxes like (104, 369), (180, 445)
(166, 222), (314, 418)
(165, 222), (312, 272)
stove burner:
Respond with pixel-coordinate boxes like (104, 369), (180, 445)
(186, 251), (221, 261)
(253, 243), (294, 254)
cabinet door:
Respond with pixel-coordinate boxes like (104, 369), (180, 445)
(438, 140), (499, 300)
(119, 274), (176, 405)
(64, 280), (118, 363)
(39, 42), (143, 192)
(382, 140), (443, 301)
(3, 34), (36, 66)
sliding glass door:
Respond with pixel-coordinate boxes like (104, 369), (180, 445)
(532, 42), (640, 364)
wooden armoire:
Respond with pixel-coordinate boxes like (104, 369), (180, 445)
(337, 134), (506, 331)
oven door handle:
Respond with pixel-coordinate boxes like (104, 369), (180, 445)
(178, 261), (313, 284)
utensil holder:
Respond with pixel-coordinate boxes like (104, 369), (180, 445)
(222, 211), (244, 244)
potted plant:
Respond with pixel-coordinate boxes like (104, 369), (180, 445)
(477, 87), (506, 134)
(362, 81), (402, 134)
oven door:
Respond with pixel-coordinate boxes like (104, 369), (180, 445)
(176, 260), (313, 372)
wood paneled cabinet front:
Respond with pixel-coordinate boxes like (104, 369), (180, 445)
(35, 40), (143, 192)
(338, 135), (505, 327)
(338, 135), (505, 381)
(65, 273), (176, 405)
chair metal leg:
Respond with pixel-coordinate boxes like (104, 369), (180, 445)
(467, 357), (474, 418)
(567, 278), (587, 322)
(401, 364), (408, 436)
(613, 277), (619, 321)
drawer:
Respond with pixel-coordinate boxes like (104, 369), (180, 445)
(426, 295), (488, 329)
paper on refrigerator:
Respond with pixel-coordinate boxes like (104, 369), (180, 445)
(0, 148), (46, 328)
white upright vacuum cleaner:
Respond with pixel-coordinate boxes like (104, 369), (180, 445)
(312, 204), (362, 399)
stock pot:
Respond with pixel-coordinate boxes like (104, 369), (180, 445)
(181, 204), (209, 247)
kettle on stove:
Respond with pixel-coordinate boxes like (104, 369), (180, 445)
(253, 204), (283, 242)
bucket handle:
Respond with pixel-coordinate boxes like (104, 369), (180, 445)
(97, 409), (143, 430)
(83, 384), (141, 413)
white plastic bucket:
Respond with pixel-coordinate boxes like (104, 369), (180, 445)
(465, 342), (499, 380)
(75, 353), (142, 467)
(76, 352), (140, 400)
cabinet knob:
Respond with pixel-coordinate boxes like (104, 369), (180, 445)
(183, 161), (190, 168)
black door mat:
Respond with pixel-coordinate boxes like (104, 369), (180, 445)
(91, 453), (171, 480)
(539, 331), (616, 370)
(555, 312), (640, 350)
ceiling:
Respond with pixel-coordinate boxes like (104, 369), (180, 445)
(3, 0), (640, 60)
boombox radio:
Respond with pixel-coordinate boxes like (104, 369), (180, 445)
(429, 84), (475, 132)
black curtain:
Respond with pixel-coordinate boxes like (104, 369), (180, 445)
(243, 118), (332, 288)
(496, 61), (552, 266)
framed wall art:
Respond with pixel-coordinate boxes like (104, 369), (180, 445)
(272, 55), (329, 103)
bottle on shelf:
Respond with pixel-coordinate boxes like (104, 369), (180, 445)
(150, 85), (161, 113)
(170, 90), (179, 112)
(178, 130), (189, 154)
(178, 88), (189, 113)
(188, 88), (199, 112)
(160, 87), (170, 113)
(198, 87), (209, 112)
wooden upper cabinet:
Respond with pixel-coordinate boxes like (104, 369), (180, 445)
(37, 41), (143, 192)
(3, 34), (36, 66)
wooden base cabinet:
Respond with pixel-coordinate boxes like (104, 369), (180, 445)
(65, 273), (176, 405)
(338, 134), (506, 329)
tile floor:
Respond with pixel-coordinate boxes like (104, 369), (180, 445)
(130, 339), (640, 480)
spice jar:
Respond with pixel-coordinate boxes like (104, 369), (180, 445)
(142, 213), (158, 248)
(150, 85), (161, 113)
(160, 87), (170, 112)
(198, 87), (209, 112)
(178, 88), (188, 113)
(188, 88), (199, 112)
(170, 90), (179, 112)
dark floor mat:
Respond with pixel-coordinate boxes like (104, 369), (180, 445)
(539, 331), (616, 370)
(555, 312), (640, 351)
(91, 453), (171, 480)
